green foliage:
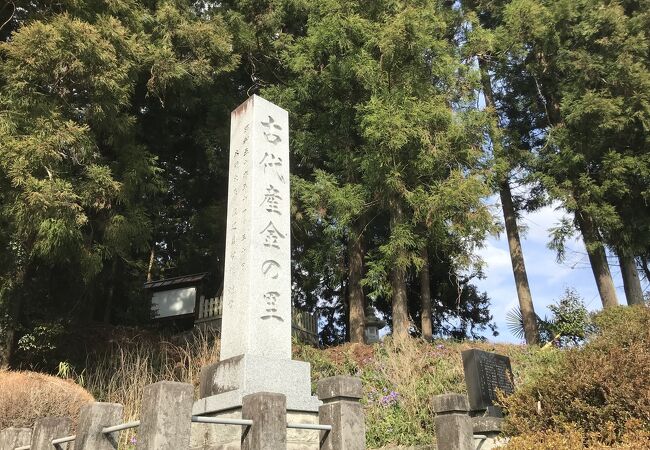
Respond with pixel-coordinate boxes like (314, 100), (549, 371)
(267, 0), (497, 340)
(546, 288), (592, 347)
(501, 305), (650, 445)
(0, 0), (239, 362)
(16, 322), (67, 369)
(295, 337), (539, 448)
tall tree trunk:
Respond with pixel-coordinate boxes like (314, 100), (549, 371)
(389, 197), (410, 341)
(147, 247), (156, 282)
(618, 252), (644, 306)
(103, 259), (118, 324)
(419, 246), (433, 341)
(500, 180), (539, 344)
(575, 210), (619, 309)
(347, 225), (366, 343)
(479, 58), (539, 344)
(1, 268), (27, 368)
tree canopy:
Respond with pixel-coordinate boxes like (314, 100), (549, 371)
(0, 0), (647, 366)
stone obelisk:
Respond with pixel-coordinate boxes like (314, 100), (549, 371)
(194, 96), (319, 419)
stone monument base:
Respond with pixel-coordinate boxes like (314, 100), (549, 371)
(195, 354), (321, 414)
(190, 408), (319, 450)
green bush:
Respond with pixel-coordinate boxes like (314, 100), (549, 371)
(501, 305), (650, 446)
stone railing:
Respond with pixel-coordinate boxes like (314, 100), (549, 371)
(0, 376), (364, 450)
(195, 296), (319, 345)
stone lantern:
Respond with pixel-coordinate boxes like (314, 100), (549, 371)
(364, 305), (386, 344)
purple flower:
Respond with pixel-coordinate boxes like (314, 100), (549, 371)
(379, 391), (400, 407)
(129, 436), (137, 445)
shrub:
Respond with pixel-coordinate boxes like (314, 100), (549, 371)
(503, 424), (650, 449)
(0, 369), (94, 430)
(500, 305), (650, 446)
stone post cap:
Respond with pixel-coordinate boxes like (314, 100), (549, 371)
(81, 401), (123, 411)
(144, 380), (194, 398)
(34, 416), (72, 427)
(243, 391), (287, 402)
(317, 376), (363, 401)
(431, 393), (469, 414)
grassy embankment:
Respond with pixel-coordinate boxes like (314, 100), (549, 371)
(74, 331), (547, 449)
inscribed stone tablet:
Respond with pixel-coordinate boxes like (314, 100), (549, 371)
(461, 349), (514, 412)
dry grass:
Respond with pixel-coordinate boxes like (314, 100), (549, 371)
(0, 369), (94, 430)
(77, 328), (220, 448)
(295, 336), (535, 447)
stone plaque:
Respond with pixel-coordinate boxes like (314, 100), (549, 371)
(461, 349), (514, 412)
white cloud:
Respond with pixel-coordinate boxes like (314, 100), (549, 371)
(474, 204), (627, 343)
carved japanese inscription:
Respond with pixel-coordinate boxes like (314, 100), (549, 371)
(220, 95), (291, 361)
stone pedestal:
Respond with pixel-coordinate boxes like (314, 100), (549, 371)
(196, 355), (320, 413)
(472, 416), (505, 450)
(190, 409), (319, 450)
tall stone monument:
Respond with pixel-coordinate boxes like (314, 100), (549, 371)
(193, 96), (320, 446)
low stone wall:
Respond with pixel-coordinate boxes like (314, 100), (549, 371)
(377, 445), (436, 450)
(0, 376), (365, 450)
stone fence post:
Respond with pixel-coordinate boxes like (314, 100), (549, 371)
(431, 394), (473, 450)
(137, 381), (194, 450)
(317, 376), (365, 450)
(31, 417), (72, 450)
(0, 427), (31, 450)
(242, 392), (287, 450)
(76, 402), (124, 450)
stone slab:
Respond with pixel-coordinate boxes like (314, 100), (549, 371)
(461, 349), (514, 413)
(195, 354), (320, 414)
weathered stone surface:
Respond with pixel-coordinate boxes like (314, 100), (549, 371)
(0, 427), (32, 450)
(195, 355), (320, 413)
(31, 417), (72, 450)
(318, 376), (365, 450)
(138, 381), (193, 450)
(75, 402), (123, 450)
(431, 394), (469, 414)
(317, 376), (363, 401)
(241, 392), (287, 450)
(461, 349), (514, 413)
(221, 95), (292, 362)
(433, 414), (473, 450)
(472, 416), (504, 450)
(198, 96), (320, 416)
(471, 416), (503, 434)
(190, 409), (318, 450)
(376, 447), (435, 450)
(473, 433), (506, 450)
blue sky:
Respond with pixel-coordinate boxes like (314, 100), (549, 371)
(474, 199), (649, 343)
